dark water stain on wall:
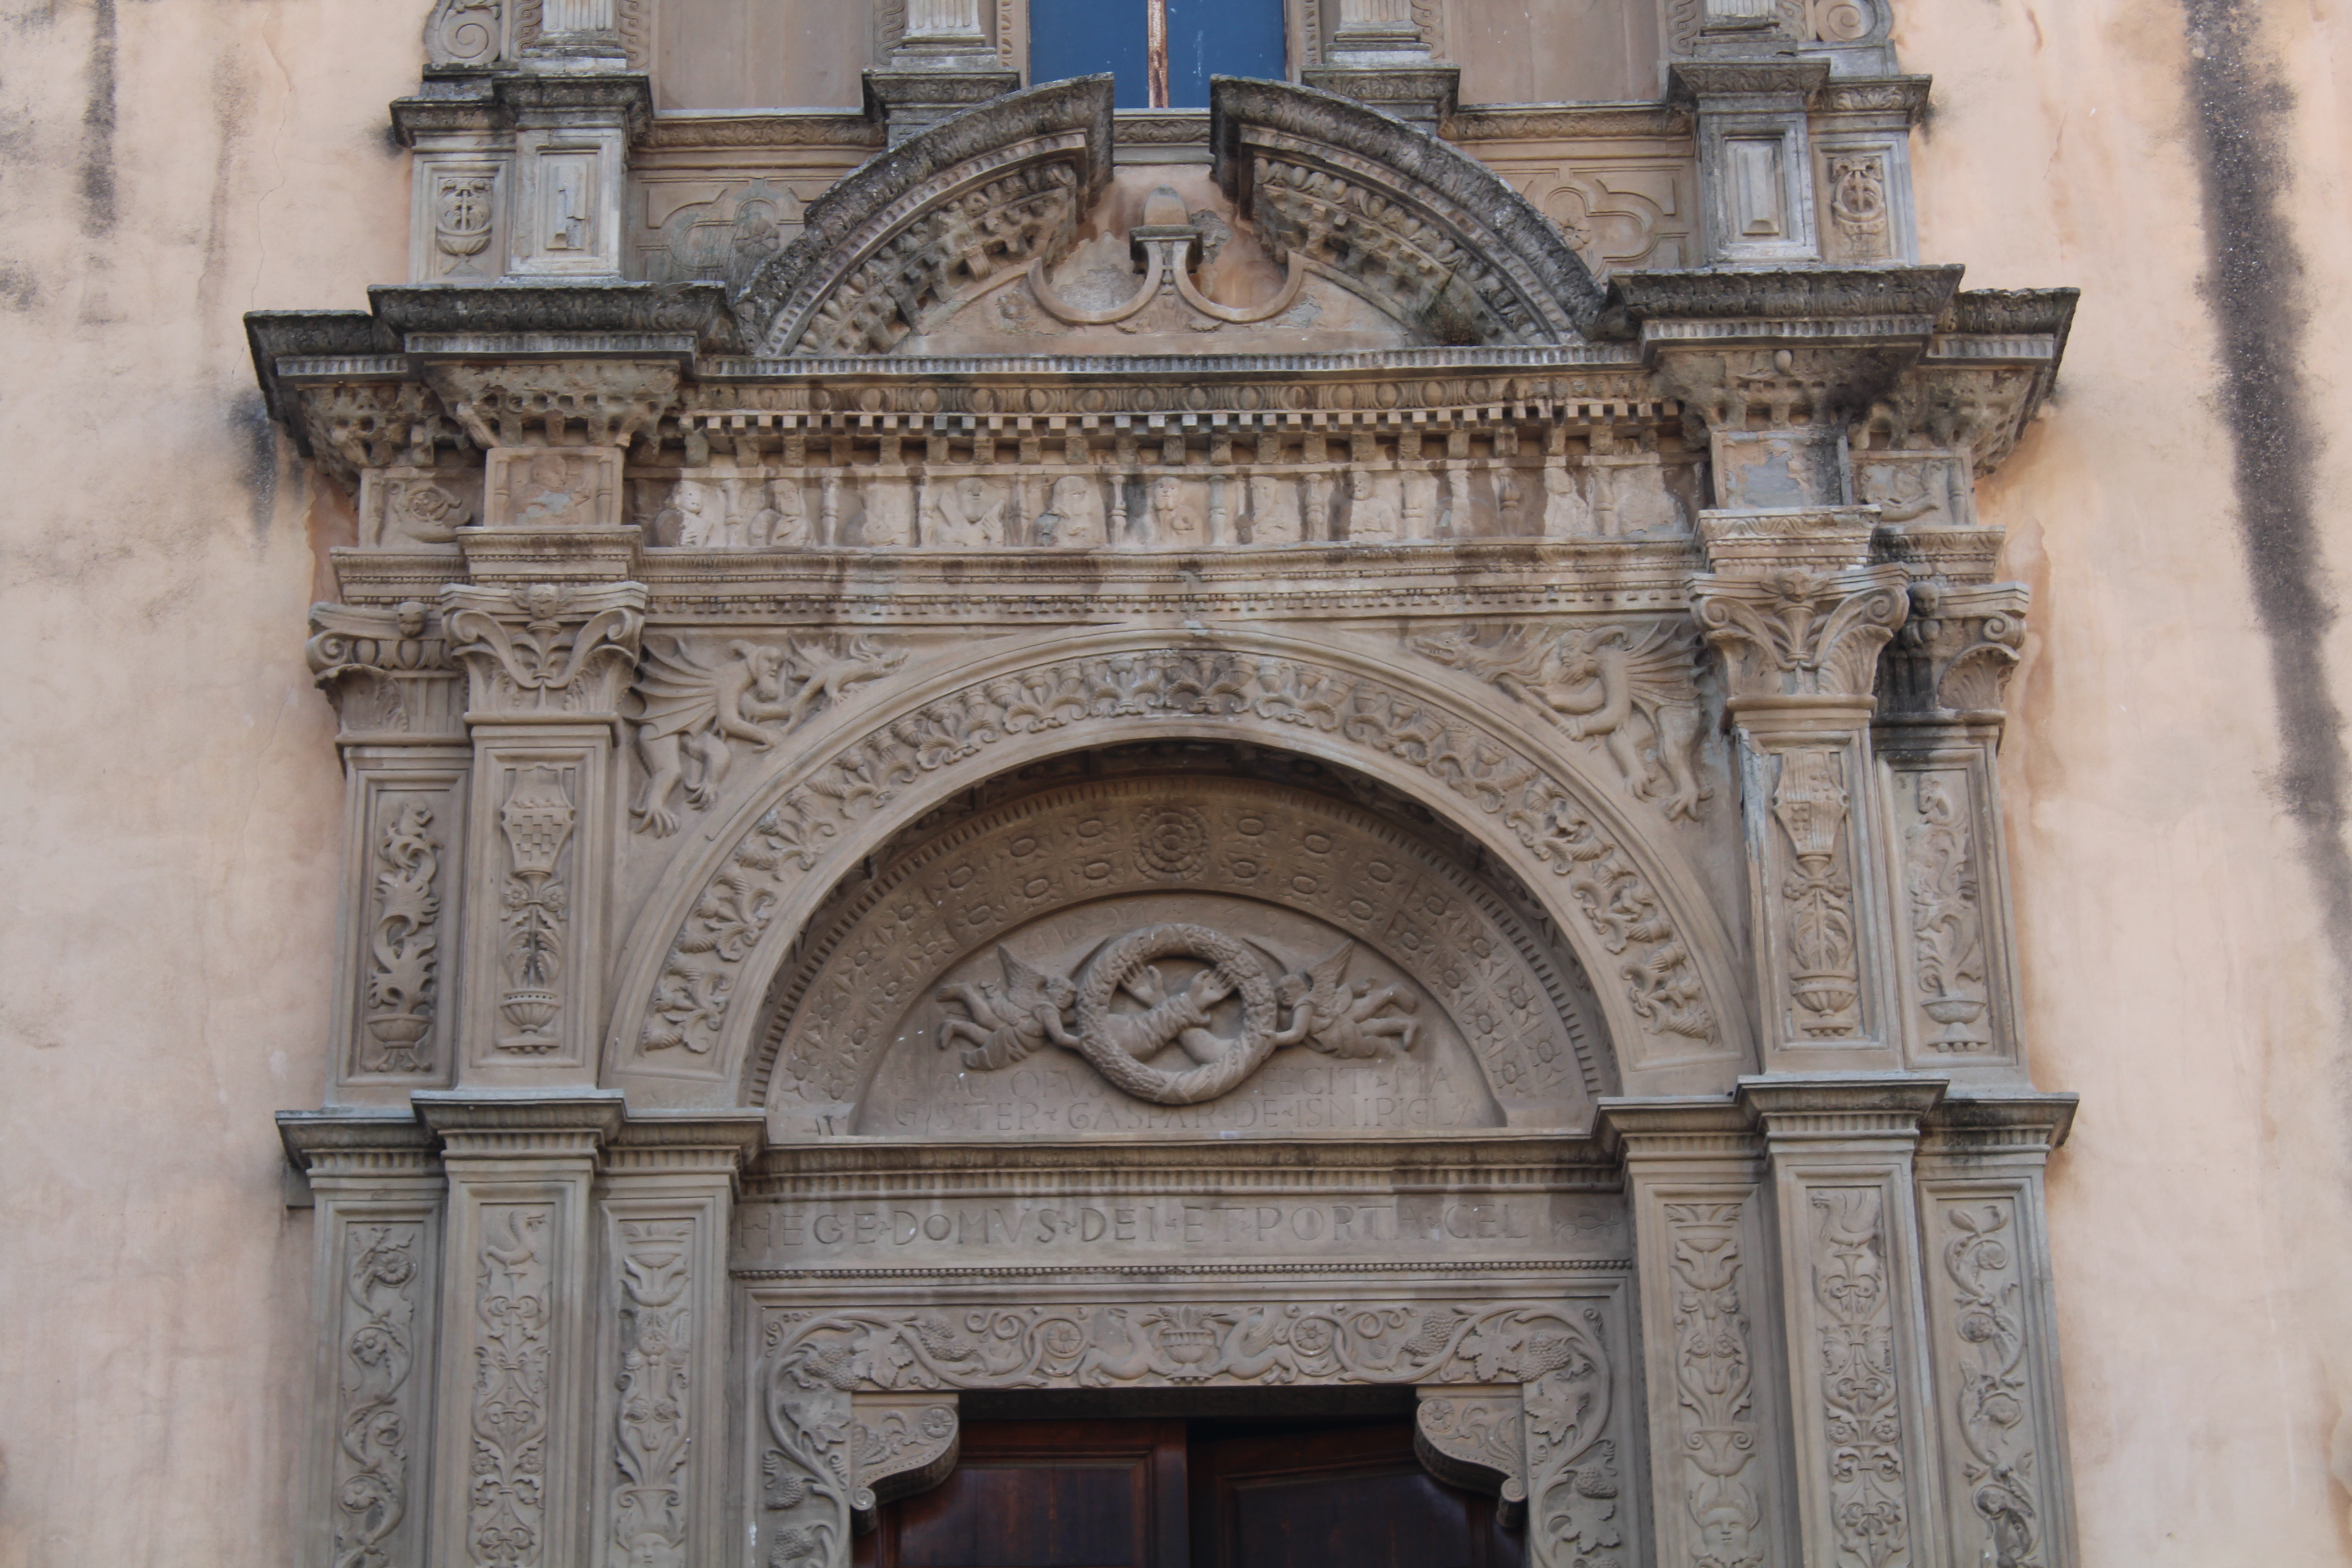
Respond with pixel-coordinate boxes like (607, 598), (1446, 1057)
(78, 0), (115, 235)
(2180, 1), (2352, 1009)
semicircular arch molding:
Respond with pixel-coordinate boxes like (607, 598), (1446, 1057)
(750, 772), (1615, 1139)
(602, 629), (1749, 1109)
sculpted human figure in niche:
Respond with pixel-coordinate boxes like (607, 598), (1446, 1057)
(1034, 474), (1106, 547)
(1147, 474), (1204, 548)
(931, 476), (1006, 549)
(513, 451), (590, 528)
(1543, 462), (1590, 538)
(1347, 468), (1400, 543)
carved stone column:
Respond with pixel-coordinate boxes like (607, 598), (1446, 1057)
(445, 572), (646, 1083)
(1913, 1094), (2079, 1568)
(592, 1113), (764, 1568)
(420, 1093), (625, 1568)
(1604, 1098), (1798, 1568)
(280, 1114), (445, 1568)
(310, 604), (470, 1102)
(1693, 510), (1911, 1071)
(1744, 1077), (1950, 1568)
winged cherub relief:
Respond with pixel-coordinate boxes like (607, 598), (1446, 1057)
(936, 927), (1419, 1106)
(1415, 622), (1713, 821)
(629, 635), (906, 835)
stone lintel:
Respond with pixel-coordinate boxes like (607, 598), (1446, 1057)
(1671, 59), (1833, 110)
(414, 1089), (629, 1160)
(1738, 1072), (1947, 1143)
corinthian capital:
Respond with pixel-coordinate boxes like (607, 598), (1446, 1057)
(1691, 565), (1910, 712)
(1880, 581), (2030, 721)
(441, 581), (647, 718)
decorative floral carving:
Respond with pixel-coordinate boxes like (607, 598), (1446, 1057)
(363, 802), (442, 1075)
(1812, 1188), (1907, 1568)
(1665, 1202), (1764, 1568)
(471, 1207), (553, 1568)
(1774, 749), (1861, 1035)
(435, 176), (497, 274)
(1943, 1202), (2042, 1568)
(1415, 622), (1713, 821)
(633, 650), (1716, 1064)
(497, 768), (574, 1054)
(612, 1220), (695, 1568)
(1416, 1392), (1527, 1505)
(1904, 774), (1989, 1052)
(1826, 153), (1891, 262)
(333, 1225), (421, 1568)
(1692, 568), (1909, 706)
(631, 636), (904, 836)
(1524, 1306), (1624, 1568)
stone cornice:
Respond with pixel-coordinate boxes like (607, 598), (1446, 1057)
(1443, 102), (1692, 143)
(1611, 266), (1966, 329)
(413, 1090), (629, 1157)
(1737, 1073), (1948, 1140)
(1596, 1096), (1761, 1161)
(1919, 1090), (2078, 1155)
(391, 69), (652, 147)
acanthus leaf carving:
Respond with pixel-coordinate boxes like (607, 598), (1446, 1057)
(1882, 583), (2028, 720)
(334, 1224), (423, 1568)
(444, 582), (647, 717)
(633, 650), (1716, 1065)
(1414, 622), (1714, 821)
(1524, 1306), (1625, 1568)
(630, 635), (905, 837)
(1691, 567), (1910, 708)
(611, 1219), (695, 1568)
(1902, 773), (1989, 1054)
(363, 801), (444, 1075)
(1416, 1390), (1528, 1520)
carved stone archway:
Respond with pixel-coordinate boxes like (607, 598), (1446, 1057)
(602, 629), (1752, 1110)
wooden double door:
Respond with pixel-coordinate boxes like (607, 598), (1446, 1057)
(853, 1418), (1525, 1568)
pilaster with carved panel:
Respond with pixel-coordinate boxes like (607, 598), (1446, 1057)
(281, 1115), (446, 1568)
(311, 603), (472, 1101)
(1604, 1098), (1799, 1568)
(1743, 1076), (1950, 1568)
(1692, 509), (1910, 1071)
(1913, 1094), (2078, 1568)
(591, 1114), (764, 1568)
(420, 1094), (625, 1568)
(445, 569), (646, 1080)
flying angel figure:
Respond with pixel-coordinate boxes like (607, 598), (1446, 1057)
(1273, 941), (1420, 1059)
(1415, 623), (1711, 821)
(937, 946), (1080, 1071)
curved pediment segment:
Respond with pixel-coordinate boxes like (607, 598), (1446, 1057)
(735, 75), (1116, 358)
(1210, 77), (1605, 346)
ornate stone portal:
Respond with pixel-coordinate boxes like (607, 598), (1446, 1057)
(266, 31), (2080, 1568)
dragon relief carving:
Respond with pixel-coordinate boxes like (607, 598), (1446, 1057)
(936, 929), (1420, 1108)
(629, 636), (905, 836)
(1414, 623), (1713, 821)
(632, 651), (1716, 1067)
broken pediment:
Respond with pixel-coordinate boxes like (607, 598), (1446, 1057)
(733, 75), (1604, 358)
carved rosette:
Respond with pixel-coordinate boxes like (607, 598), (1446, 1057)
(443, 582), (647, 717)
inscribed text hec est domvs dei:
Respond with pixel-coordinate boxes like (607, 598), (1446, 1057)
(5, 0), (2352, 1563)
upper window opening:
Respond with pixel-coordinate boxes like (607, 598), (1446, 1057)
(1030, 0), (1287, 110)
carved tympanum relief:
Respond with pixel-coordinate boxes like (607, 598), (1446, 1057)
(750, 776), (1610, 1138)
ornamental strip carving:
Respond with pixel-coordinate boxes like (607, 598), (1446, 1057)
(497, 769), (576, 1055)
(1775, 749), (1862, 1037)
(633, 650), (1715, 1066)
(363, 802), (442, 1075)
(1902, 773), (1990, 1054)
(611, 1220), (696, 1567)
(1665, 1201), (1766, 1568)
(1812, 1189), (1908, 1568)
(758, 1297), (1622, 1568)
(333, 1224), (424, 1568)
(1941, 1200), (2043, 1568)
(471, 1206), (554, 1568)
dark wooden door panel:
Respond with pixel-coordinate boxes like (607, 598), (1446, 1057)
(1190, 1423), (1524, 1568)
(868, 1420), (1188, 1568)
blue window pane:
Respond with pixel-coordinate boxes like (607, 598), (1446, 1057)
(1029, 0), (1153, 109)
(1165, 0), (1285, 108)
(1029, 0), (1285, 110)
